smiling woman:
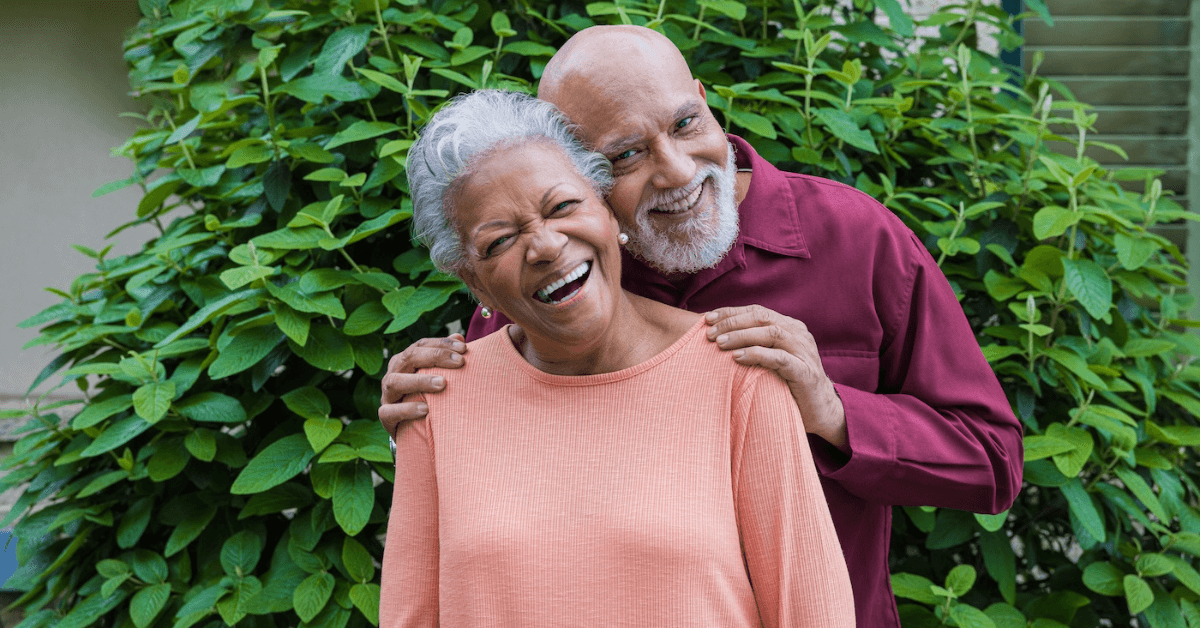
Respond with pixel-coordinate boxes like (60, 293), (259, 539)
(380, 89), (856, 627)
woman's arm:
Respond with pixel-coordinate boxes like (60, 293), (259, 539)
(379, 415), (439, 627)
(732, 370), (856, 628)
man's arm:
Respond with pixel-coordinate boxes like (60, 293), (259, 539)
(706, 234), (1023, 514)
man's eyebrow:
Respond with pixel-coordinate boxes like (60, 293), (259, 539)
(597, 134), (642, 156)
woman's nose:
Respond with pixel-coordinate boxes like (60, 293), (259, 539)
(525, 223), (568, 264)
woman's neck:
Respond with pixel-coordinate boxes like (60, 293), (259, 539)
(510, 292), (695, 376)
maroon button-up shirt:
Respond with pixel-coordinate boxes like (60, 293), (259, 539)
(465, 135), (1024, 627)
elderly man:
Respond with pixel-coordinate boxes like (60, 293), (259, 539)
(379, 25), (1022, 627)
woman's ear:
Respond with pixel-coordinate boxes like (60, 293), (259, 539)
(458, 266), (497, 315)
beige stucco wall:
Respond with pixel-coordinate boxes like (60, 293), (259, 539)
(0, 0), (148, 401)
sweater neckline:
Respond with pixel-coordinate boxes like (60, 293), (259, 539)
(497, 317), (707, 387)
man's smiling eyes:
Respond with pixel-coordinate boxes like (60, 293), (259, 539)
(609, 116), (698, 163)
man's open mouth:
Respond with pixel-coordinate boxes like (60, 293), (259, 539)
(533, 261), (591, 304)
(649, 180), (705, 214)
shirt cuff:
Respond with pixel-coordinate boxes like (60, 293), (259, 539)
(810, 383), (895, 489)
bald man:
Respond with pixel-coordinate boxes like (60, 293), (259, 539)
(380, 26), (1023, 627)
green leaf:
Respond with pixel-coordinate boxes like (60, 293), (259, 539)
(325, 120), (400, 150)
(946, 564), (977, 597)
(277, 73), (373, 103)
(332, 462), (374, 535)
(980, 531), (1016, 604)
(118, 497), (154, 549)
(130, 583), (171, 628)
(1125, 574), (1154, 614)
(728, 109), (776, 139)
(238, 482), (312, 520)
(209, 325), (286, 379)
(217, 576), (263, 626)
(342, 537), (375, 583)
(812, 107), (879, 154)
(155, 288), (265, 348)
(272, 302), (311, 346)
(699, 0), (747, 19)
(72, 394), (134, 429)
(294, 571), (335, 623)
(1032, 206), (1078, 240)
(290, 325), (356, 372)
(1115, 233), (1158, 270)
(81, 415), (153, 458)
(165, 504), (217, 557)
(1061, 478), (1106, 543)
(137, 178), (182, 217)
(97, 559), (129, 579)
(231, 434), (316, 494)
(876, 0), (914, 36)
(983, 603), (1026, 628)
(950, 604), (996, 628)
(221, 530), (264, 577)
(1123, 338), (1175, 358)
(1061, 257), (1112, 320)
(1023, 434), (1075, 461)
(185, 428), (217, 462)
(1083, 561), (1126, 596)
(305, 417), (343, 452)
(174, 392), (248, 423)
(1041, 348), (1108, 390)
(147, 439), (190, 481)
(1114, 466), (1171, 523)
(891, 572), (940, 604)
(974, 510), (1008, 532)
(1147, 421), (1200, 446)
(1136, 553), (1175, 577)
(1166, 555), (1200, 596)
(314, 24), (372, 76)
(356, 67), (408, 94)
(77, 470), (128, 498)
(1024, 0), (1053, 25)
(282, 386), (332, 420)
(227, 143), (274, 168)
(350, 583), (381, 626)
(57, 591), (128, 628)
(1047, 423), (1092, 478)
(132, 381), (175, 424)
(344, 301), (392, 336)
(219, 265), (276, 290)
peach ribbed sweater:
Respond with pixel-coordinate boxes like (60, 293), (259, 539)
(380, 319), (855, 627)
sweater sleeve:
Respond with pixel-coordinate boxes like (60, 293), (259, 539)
(732, 370), (856, 628)
(813, 232), (1024, 514)
(379, 414), (439, 627)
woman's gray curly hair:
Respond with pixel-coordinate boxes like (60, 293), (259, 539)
(407, 89), (613, 273)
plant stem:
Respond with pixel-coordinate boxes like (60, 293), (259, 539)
(693, 6), (706, 39)
(948, 0), (980, 52)
(373, 0), (395, 62)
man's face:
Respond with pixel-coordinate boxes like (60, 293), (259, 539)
(549, 72), (739, 275)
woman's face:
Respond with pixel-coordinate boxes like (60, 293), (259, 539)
(454, 141), (623, 348)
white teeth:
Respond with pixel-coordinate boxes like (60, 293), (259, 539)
(535, 261), (589, 303)
(654, 183), (703, 213)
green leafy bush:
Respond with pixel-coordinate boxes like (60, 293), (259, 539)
(3, 0), (1198, 627)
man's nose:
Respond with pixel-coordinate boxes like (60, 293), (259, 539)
(525, 222), (568, 264)
(650, 140), (696, 189)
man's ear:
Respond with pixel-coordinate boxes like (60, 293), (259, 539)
(695, 79), (706, 100)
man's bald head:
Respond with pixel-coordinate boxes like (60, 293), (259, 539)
(538, 26), (694, 117)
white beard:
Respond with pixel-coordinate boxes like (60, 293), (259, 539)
(623, 143), (739, 275)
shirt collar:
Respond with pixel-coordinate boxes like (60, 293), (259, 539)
(728, 134), (810, 259)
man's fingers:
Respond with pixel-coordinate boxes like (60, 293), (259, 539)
(711, 325), (795, 352)
(378, 400), (431, 437)
(731, 345), (804, 376)
(705, 305), (783, 339)
(381, 372), (448, 405)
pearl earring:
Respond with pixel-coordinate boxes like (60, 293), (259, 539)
(617, 232), (630, 245)
(481, 306), (492, 319)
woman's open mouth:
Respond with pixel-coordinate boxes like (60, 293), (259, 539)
(533, 261), (591, 305)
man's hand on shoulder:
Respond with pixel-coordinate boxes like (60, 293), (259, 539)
(379, 334), (468, 437)
(705, 305), (848, 452)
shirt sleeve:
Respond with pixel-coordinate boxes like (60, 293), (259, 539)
(379, 413), (439, 627)
(732, 370), (856, 628)
(811, 231), (1024, 514)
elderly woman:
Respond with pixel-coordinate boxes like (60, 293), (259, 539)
(379, 90), (854, 627)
